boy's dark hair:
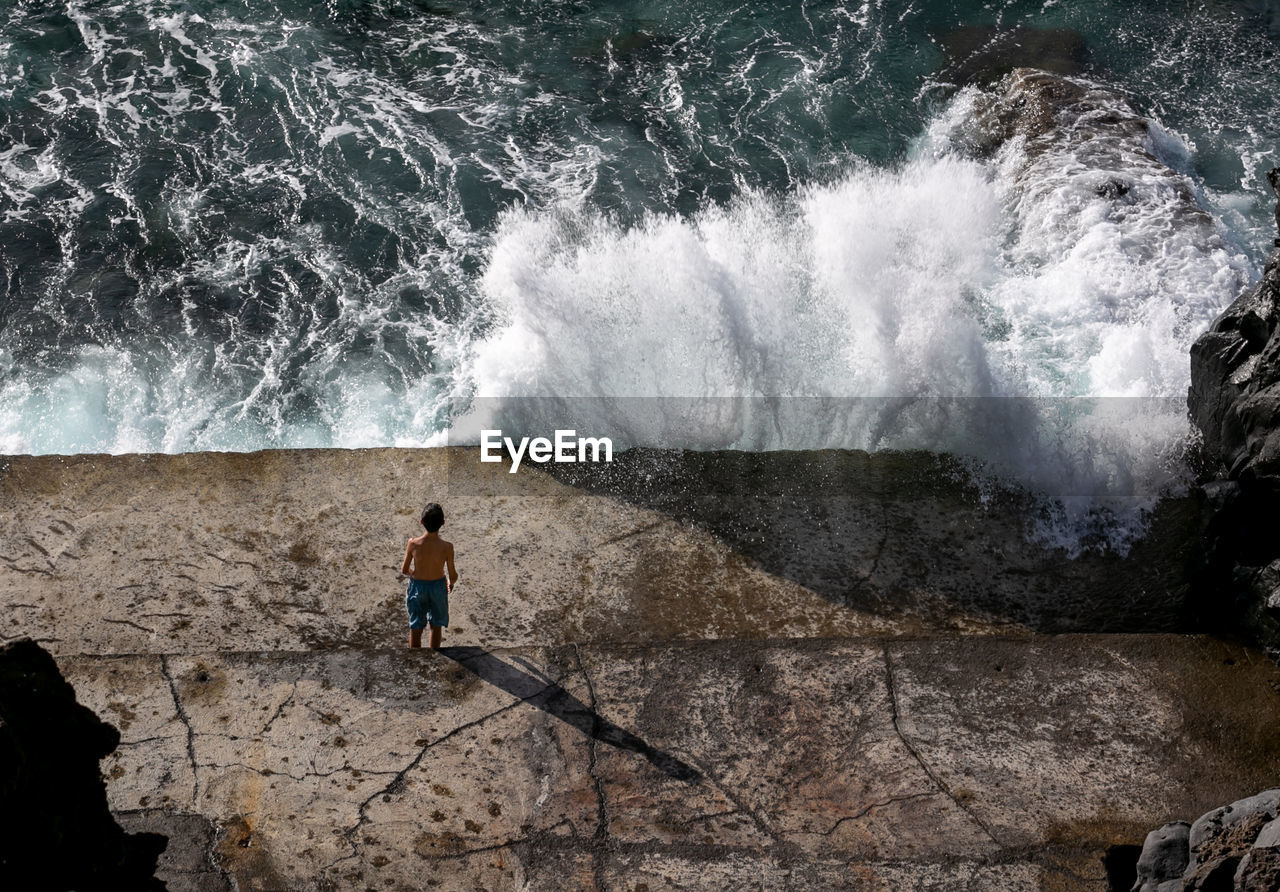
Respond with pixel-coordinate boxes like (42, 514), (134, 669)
(421, 503), (444, 533)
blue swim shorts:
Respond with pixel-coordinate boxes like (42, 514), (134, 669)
(406, 577), (449, 629)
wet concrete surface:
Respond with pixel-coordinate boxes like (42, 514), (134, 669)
(0, 448), (1197, 655)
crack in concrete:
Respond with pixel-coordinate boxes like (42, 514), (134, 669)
(322, 694), (538, 877)
(25, 536), (51, 559)
(342, 683), (555, 842)
(868, 500), (890, 582)
(820, 791), (936, 837)
(882, 645), (1002, 848)
(853, 499), (891, 593)
(444, 830), (865, 868)
(196, 760), (402, 783)
(572, 643), (610, 892)
(160, 654), (200, 808)
(355, 806), (854, 876)
(259, 674), (301, 736)
(675, 807), (739, 830)
(0, 633), (59, 644)
(685, 753), (783, 851)
(105, 618), (157, 635)
(115, 735), (174, 748)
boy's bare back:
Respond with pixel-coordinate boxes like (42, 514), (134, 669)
(402, 532), (456, 584)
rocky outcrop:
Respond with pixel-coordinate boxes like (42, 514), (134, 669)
(1189, 224), (1280, 484)
(1132, 789), (1280, 891)
(0, 638), (166, 890)
(1187, 169), (1280, 651)
(964, 68), (1238, 262)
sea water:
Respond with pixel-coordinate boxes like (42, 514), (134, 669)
(0, 0), (1278, 544)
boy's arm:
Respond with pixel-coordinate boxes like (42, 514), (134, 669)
(446, 542), (458, 588)
(400, 540), (414, 576)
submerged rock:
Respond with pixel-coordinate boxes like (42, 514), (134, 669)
(0, 638), (166, 890)
(953, 68), (1229, 264)
(937, 25), (1088, 86)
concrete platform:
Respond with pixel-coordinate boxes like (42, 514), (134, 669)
(1, 448), (1197, 656)
(59, 635), (1280, 891)
(4, 447), (1265, 889)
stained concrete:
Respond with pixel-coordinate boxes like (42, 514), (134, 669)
(1, 448), (1197, 655)
(2, 447), (1273, 889)
(53, 636), (1280, 891)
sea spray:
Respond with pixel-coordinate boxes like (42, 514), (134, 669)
(454, 75), (1254, 549)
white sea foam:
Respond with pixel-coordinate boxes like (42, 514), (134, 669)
(450, 83), (1253, 546)
(0, 2), (1264, 553)
(1, 82), (1252, 531)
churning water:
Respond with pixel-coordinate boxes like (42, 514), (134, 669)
(1, 0), (1279, 540)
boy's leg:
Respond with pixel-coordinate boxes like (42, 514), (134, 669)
(428, 624), (442, 649)
(410, 627), (423, 648)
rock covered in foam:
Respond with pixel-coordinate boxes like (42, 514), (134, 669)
(968, 69), (1215, 240)
(0, 638), (166, 890)
(968, 67), (1143, 148)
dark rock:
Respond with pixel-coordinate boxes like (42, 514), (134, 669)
(1190, 225), (1280, 481)
(1254, 817), (1280, 849)
(1186, 855), (1244, 891)
(1237, 819), (1280, 892)
(0, 638), (166, 891)
(1237, 846), (1280, 892)
(1269, 168), (1280, 237)
(1132, 821), (1190, 890)
(959, 70), (1223, 265)
(967, 69), (1115, 150)
(1253, 560), (1280, 614)
(1096, 178), (1132, 199)
(1187, 168), (1280, 650)
(1132, 791), (1280, 892)
(938, 25), (1088, 86)
(1190, 790), (1280, 851)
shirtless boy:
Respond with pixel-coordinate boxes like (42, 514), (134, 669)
(400, 502), (458, 649)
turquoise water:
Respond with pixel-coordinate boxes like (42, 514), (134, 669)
(0, 0), (1277, 499)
